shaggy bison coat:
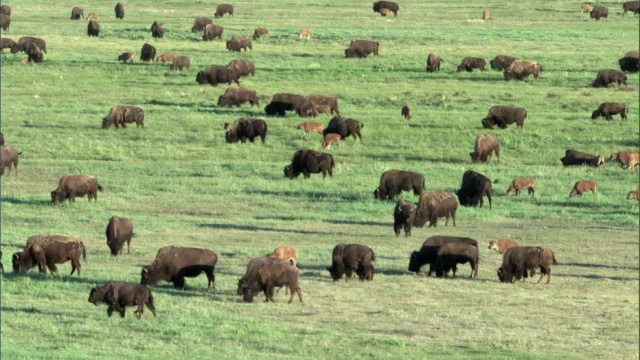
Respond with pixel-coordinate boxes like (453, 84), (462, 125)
(224, 117), (267, 143)
(323, 116), (363, 142)
(118, 52), (134, 63)
(561, 149), (604, 167)
(202, 24), (224, 41)
(114, 3), (125, 19)
(590, 5), (608, 20)
(619, 56), (639, 73)
(192, 17), (212, 33)
(218, 86), (259, 108)
(87, 20), (100, 37)
(504, 60), (542, 80)
(591, 102), (628, 120)
(272, 93), (305, 110)
(89, 282), (157, 319)
(71, 7), (84, 20)
(592, 69), (627, 88)
(426, 53), (442, 72)
(140, 43), (156, 62)
(456, 170), (493, 208)
(327, 243), (375, 281)
(393, 199), (416, 237)
(196, 66), (240, 86)
(170, 56), (190, 71)
(141, 245), (218, 290)
(498, 246), (557, 284)
(456, 57), (486, 72)
(433, 242), (479, 278)
(51, 175), (103, 204)
(490, 55), (518, 71)
(414, 190), (458, 228)
(622, 1), (640, 15)
(253, 28), (269, 40)
(506, 177), (536, 196)
(408, 236), (478, 275)
(373, 1), (399, 16)
(11, 36), (47, 54)
(102, 105), (145, 129)
(227, 58), (255, 77)
(0, 145), (21, 176)
(284, 149), (335, 179)
(12, 234), (86, 275)
(0, 13), (10, 31)
(570, 180), (598, 198)
(470, 134), (500, 164)
(373, 170), (425, 200)
(106, 216), (134, 256)
(627, 189), (640, 200)
(482, 105), (527, 129)
(150, 21), (164, 39)
(215, 4), (234, 18)
(489, 239), (520, 254)
(345, 40), (380, 58)
(226, 36), (252, 52)
(1, 5), (11, 16)
(238, 257), (303, 303)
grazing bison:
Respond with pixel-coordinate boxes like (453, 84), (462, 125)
(408, 235), (478, 275)
(215, 4), (234, 18)
(141, 245), (218, 290)
(504, 60), (542, 80)
(297, 121), (324, 134)
(393, 199), (416, 237)
(610, 151), (639, 169)
(432, 242), (479, 278)
(592, 69), (627, 88)
(561, 149), (604, 167)
(114, 3), (125, 19)
(323, 116), (363, 143)
(284, 149), (335, 179)
(1, 37), (15, 52)
(202, 24), (224, 41)
(627, 189), (640, 200)
(619, 56), (639, 73)
(155, 53), (176, 63)
(89, 282), (157, 319)
(590, 5), (608, 20)
(140, 43), (156, 62)
(498, 246), (557, 284)
(327, 243), (375, 281)
(12, 234), (86, 275)
(345, 40), (380, 58)
(253, 27), (269, 40)
(150, 21), (164, 39)
(218, 86), (259, 108)
(51, 175), (103, 204)
(490, 55), (518, 71)
(102, 105), (145, 129)
(226, 36), (252, 52)
(570, 180), (598, 198)
(401, 105), (412, 121)
(426, 53), (442, 72)
(11, 36), (47, 54)
(195, 66), (240, 86)
(265, 101), (293, 116)
(192, 17), (212, 33)
(71, 7), (84, 20)
(303, 104), (334, 118)
(272, 93), (305, 111)
(591, 102), (628, 121)
(506, 177), (536, 196)
(298, 28), (312, 39)
(227, 58), (255, 77)
(118, 52), (134, 63)
(0, 5), (10, 15)
(25, 43), (44, 63)
(268, 246), (298, 267)
(456, 170), (493, 208)
(581, 4), (593, 13)
(489, 239), (520, 254)
(1, 145), (21, 176)
(170, 56), (190, 71)
(373, 170), (425, 200)
(482, 105), (527, 129)
(0, 13), (9, 31)
(87, 20), (100, 37)
(238, 257), (303, 303)
(322, 133), (341, 150)
(224, 117), (267, 144)
(470, 134), (500, 164)
(413, 190), (457, 228)
(373, 1), (399, 16)
(106, 216), (134, 256)
(622, 1), (640, 15)
(456, 57), (486, 72)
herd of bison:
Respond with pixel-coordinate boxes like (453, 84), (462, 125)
(1, 1), (639, 319)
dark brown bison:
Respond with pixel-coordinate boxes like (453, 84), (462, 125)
(506, 177), (536, 196)
(490, 55), (518, 71)
(11, 36), (47, 54)
(323, 116), (363, 142)
(150, 21), (164, 39)
(202, 24), (224, 41)
(0, 13), (10, 31)
(227, 58), (255, 77)
(114, 3), (125, 19)
(592, 69), (627, 88)
(619, 56), (639, 73)
(401, 105), (412, 121)
(373, 170), (425, 200)
(456, 170), (493, 208)
(102, 105), (145, 129)
(272, 93), (305, 110)
(497, 246), (557, 284)
(195, 66), (240, 86)
(373, 1), (399, 16)
(623, 1), (640, 15)
(224, 117), (267, 144)
(215, 4), (234, 18)
(238, 257), (303, 303)
(327, 243), (375, 281)
(470, 134), (500, 164)
(561, 149), (604, 167)
(1, 37), (15, 52)
(226, 36), (252, 52)
(106, 216), (134, 256)
(393, 199), (416, 237)
(71, 7), (84, 20)
(12, 234), (86, 275)
(345, 40), (380, 58)
(504, 60), (542, 80)
(590, 5), (608, 20)
(570, 180), (598, 198)
(456, 57), (486, 72)
(408, 235), (478, 275)
(591, 102), (628, 120)
(192, 17), (212, 32)
(25, 43), (44, 63)
(264, 101), (293, 116)
(170, 56), (190, 71)
(89, 281), (157, 319)
(0, 5), (10, 16)
(1, 145), (21, 176)
(51, 175), (104, 204)
(87, 20), (100, 37)
(300, 94), (340, 116)
(432, 242), (479, 278)
(414, 190), (457, 228)
(253, 27), (269, 40)
(284, 149), (335, 179)
(218, 86), (259, 108)
(141, 245), (218, 290)
(140, 43), (156, 62)
(426, 53), (442, 72)
(118, 52), (134, 63)
(482, 105), (527, 129)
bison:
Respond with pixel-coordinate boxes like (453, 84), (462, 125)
(298, 28), (312, 40)
(300, 94), (340, 115)
(592, 69), (627, 88)
(71, 7), (84, 20)
(498, 246), (557, 284)
(590, 5), (608, 20)
(432, 242), (479, 278)
(470, 134), (500, 164)
(114, 3), (125, 19)
(297, 121), (324, 134)
(591, 102), (628, 121)
(102, 105), (145, 129)
(482, 10), (490, 20)
(627, 189), (640, 200)
(238, 257), (303, 303)
(504, 60), (542, 80)
(482, 105), (527, 129)
(393, 199), (416, 237)
(11, 36), (47, 54)
(150, 21), (164, 39)
(373, 170), (425, 200)
(345, 40), (380, 58)
(106, 216), (134, 256)
(488, 239), (520, 254)
(610, 151), (639, 169)
(25, 43), (44, 63)
(170, 56), (190, 71)
(426, 53), (442, 73)
(456, 57), (486, 72)
(0, 13), (9, 31)
(12, 234), (86, 275)
(1, 5), (10, 16)
(87, 20), (100, 37)
(581, 4), (593, 13)
(224, 117), (267, 144)
(561, 149), (604, 167)
(490, 55), (518, 71)
(323, 116), (363, 143)
(218, 86), (259, 108)
(118, 52), (134, 63)
(253, 27), (269, 40)
(413, 190), (458, 228)
(456, 170), (493, 208)
(284, 149), (335, 179)
(322, 133), (341, 150)
(327, 243), (375, 281)
(141, 245), (218, 290)
(89, 281), (157, 319)
(51, 175), (103, 204)
(1, 37), (15, 52)
(203, 24), (224, 41)
(227, 58), (255, 77)
(506, 177), (536, 196)
(85, 11), (99, 21)
(265, 101), (293, 116)
(401, 105), (412, 121)
(1, 145), (22, 176)
(215, 4), (234, 18)
(156, 53), (178, 63)
(622, 1), (640, 15)
(192, 17), (212, 32)
(570, 180), (598, 198)
(373, 1), (399, 16)
(268, 246), (298, 267)
(619, 56), (639, 73)
(272, 93), (305, 111)
(408, 235), (478, 275)
(303, 104), (334, 118)
(196, 66), (240, 86)
(140, 43), (156, 62)
(226, 36), (252, 52)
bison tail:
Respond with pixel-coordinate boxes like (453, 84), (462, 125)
(81, 241), (88, 262)
(17, 150), (23, 155)
(552, 251), (558, 265)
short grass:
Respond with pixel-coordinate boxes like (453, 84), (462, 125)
(1, 1), (639, 359)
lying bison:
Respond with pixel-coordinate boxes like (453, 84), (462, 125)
(504, 60), (542, 80)
(327, 243), (375, 281)
(218, 87), (259, 108)
(470, 134), (500, 164)
(106, 216), (134, 256)
(215, 4), (234, 18)
(414, 190), (458, 228)
(224, 117), (267, 144)
(141, 245), (218, 290)
(432, 242), (479, 278)
(408, 235), (478, 275)
(195, 66), (240, 86)
(51, 175), (104, 204)
(456, 57), (486, 72)
(393, 199), (416, 237)
(140, 43), (156, 62)
(1, 145), (21, 176)
(238, 257), (303, 303)
(506, 177), (535, 196)
(323, 116), (363, 142)
(373, 1), (399, 16)
(345, 40), (380, 58)
(284, 149), (335, 179)
(591, 102), (628, 121)
(456, 170), (493, 208)
(89, 281), (157, 319)
(12, 234), (86, 275)
(426, 53), (442, 72)
(373, 170), (425, 200)
(592, 69), (627, 88)
(482, 105), (527, 129)
(203, 24), (224, 41)
(498, 246), (557, 284)
(192, 17), (212, 32)
(102, 105), (145, 129)
(490, 55), (518, 71)
(561, 149), (604, 167)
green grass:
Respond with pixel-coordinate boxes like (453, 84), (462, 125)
(1, 0), (639, 359)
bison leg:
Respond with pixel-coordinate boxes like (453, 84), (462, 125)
(265, 285), (277, 303)
(146, 300), (157, 317)
(47, 263), (58, 275)
(404, 223), (411, 237)
(71, 258), (81, 276)
(451, 211), (456, 227)
(205, 267), (216, 290)
(172, 276), (186, 289)
(528, 187), (535, 195)
(393, 223), (401, 237)
(126, 239), (130, 254)
(107, 306), (116, 317)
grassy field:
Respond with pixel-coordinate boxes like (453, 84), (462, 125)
(1, 0), (639, 359)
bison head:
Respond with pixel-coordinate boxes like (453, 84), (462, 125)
(326, 266), (344, 281)
(497, 266), (513, 283)
(195, 71), (209, 84)
(51, 190), (65, 204)
(101, 116), (115, 129)
(88, 287), (106, 305)
(140, 265), (157, 286)
(12, 251), (34, 272)
(481, 117), (494, 129)
(407, 251), (424, 273)
(284, 165), (297, 179)
(470, 152), (482, 164)
(225, 129), (238, 143)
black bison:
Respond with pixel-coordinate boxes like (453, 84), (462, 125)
(51, 175), (104, 204)
(87, 20), (100, 37)
(151, 21), (164, 38)
(327, 243), (375, 281)
(25, 43), (44, 63)
(89, 281), (157, 319)
(482, 105), (527, 129)
(323, 116), (363, 142)
(218, 86), (259, 108)
(114, 3), (125, 19)
(284, 149), (335, 179)
(1, 145), (21, 176)
(570, 180), (598, 198)
(560, 149), (604, 167)
(623, 1), (640, 15)
(413, 190), (458, 228)
(203, 24), (224, 41)
(224, 117), (267, 144)
(497, 246), (557, 284)
(590, 5), (608, 20)
(504, 60), (542, 80)
(456, 170), (493, 208)
(408, 235), (478, 275)
(432, 242), (479, 278)
(11, 36), (47, 54)
(265, 101), (294, 116)
(506, 177), (536, 196)
(345, 40), (380, 58)
(373, 1), (399, 16)
(170, 56), (191, 71)
(141, 245), (218, 290)
(373, 170), (425, 200)
(456, 57), (486, 72)
(619, 56), (639, 73)
(272, 93), (305, 111)
(227, 58), (255, 77)
(226, 36), (252, 52)
(102, 105), (145, 129)
(215, 4), (234, 18)
(490, 55), (518, 71)
(1, 37), (15, 52)
(70, 7), (84, 20)
(12, 234), (86, 275)
(591, 102), (628, 121)
(117, 52), (134, 63)
(192, 17), (212, 32)
(106, 216), (134, 256)
(253, 27), (269, 40)
(238, 257), (303, 303)
(195, 66), (240, 86)
(140, 43), (156, 62)
(401, 105), (412, 121)
(393, 199), (416, 237)
(426, 53), (442, 72)
(0, 13), (9, 31)
(470, 134), (500, 164)
(592, 69), (627, 88)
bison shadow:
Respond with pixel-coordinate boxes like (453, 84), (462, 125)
(323, 219), (388, 227)
(558, 262), (638, 271)
(2, 271), (103, 285)
(1, 306), (68, 317)
(554, 273), (636, 281)
(197, 223), (334, 236)
(2, 196), (52, 206)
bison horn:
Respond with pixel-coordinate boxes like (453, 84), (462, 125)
(142, 268), (148, 274)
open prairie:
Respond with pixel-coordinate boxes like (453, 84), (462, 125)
(1, 0), (638, 359)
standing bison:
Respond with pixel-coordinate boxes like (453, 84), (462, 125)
(226, 36), (252, 52)
(25, 43), (44, 63)
(327, 243), (376, 281)
(170, 56), (191, 71)
(284, 149), (335, 179)
(11, 36), (47, 54)
(592, 69), (627, 88)
(413, 190), (458, 228)
(470, 134), (500, 164)
(401, 105), (412, 121)
(87, 20), (100, 37)
(482, 105), (527, 129)
(12, 234), (86, 275)
(619, 56), (639, 73)
(393, 199), (416, 237)
(623, 1), (640, 15)
(89, 281), (157, 319)
(218, 87), (259, 108)
(224, 117), (267, 144)
(426, 53), (442, 72)
(591, 102), (628, 121)
(192, 17), (212, 32)
(227, 59), (255, 77)
(590, 5), (608, 20)
(506, 177), (536, 196)
(432, 242), (479, 278)
(373, 1), (399, 16)
(570, 180), (598, 198)
(140, 43), (156, 62)
(238, 257), (303, 303)
(490, 55), (518, 71)
(373, 170), (425, 200)
(456, 57), (486, 72)
(299, 94), (340, 116)
(456, 170), (493, 208)
(202, 24), (224, 41)
(497, 246), (557, 284)
(141, 245), (218, 290)
(71, 7), (84, 20)
(102, 105), (145, 129)
(253, 28), (269, 40)
(150, 21), (164, 39)
(560, 149), (604, 167)
(51, 175), (104, 204)
(196, 66), (240, 86)
(215, 4), (234, 18)
(0, 13), (10, 31)
(504, 60), (542, 80)
(0, 145), (21, 176)
(408, 235), (478, 275)
(323, 116), (363, 142)
(106, 216), (134, 256)
(114, 3), (125, 19)
(345, 40), (380, 58)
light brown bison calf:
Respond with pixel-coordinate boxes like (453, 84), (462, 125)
(322, 133), (342, 150)
(297, 121), (324, 134)
(401, 105), (412, 121)
(1, 145), (22, 176)
(506, 177), (536, 196)
(470, 134), (500, 164)
(570, 180), (598, 198)
(488, 239), (520, 254)
(581, 4), (593, 13)
(253, 27), (269, 40)
(117, 52), (134, 63)
(268, 246), (298, 267)
(86, 11), (99, 21)
(156, 53), (177, 63)
(482, 10), (490, 20)
(298, 28), (312, 40)
(627, 189), (640, 200)
(610, 151), (639, 169)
